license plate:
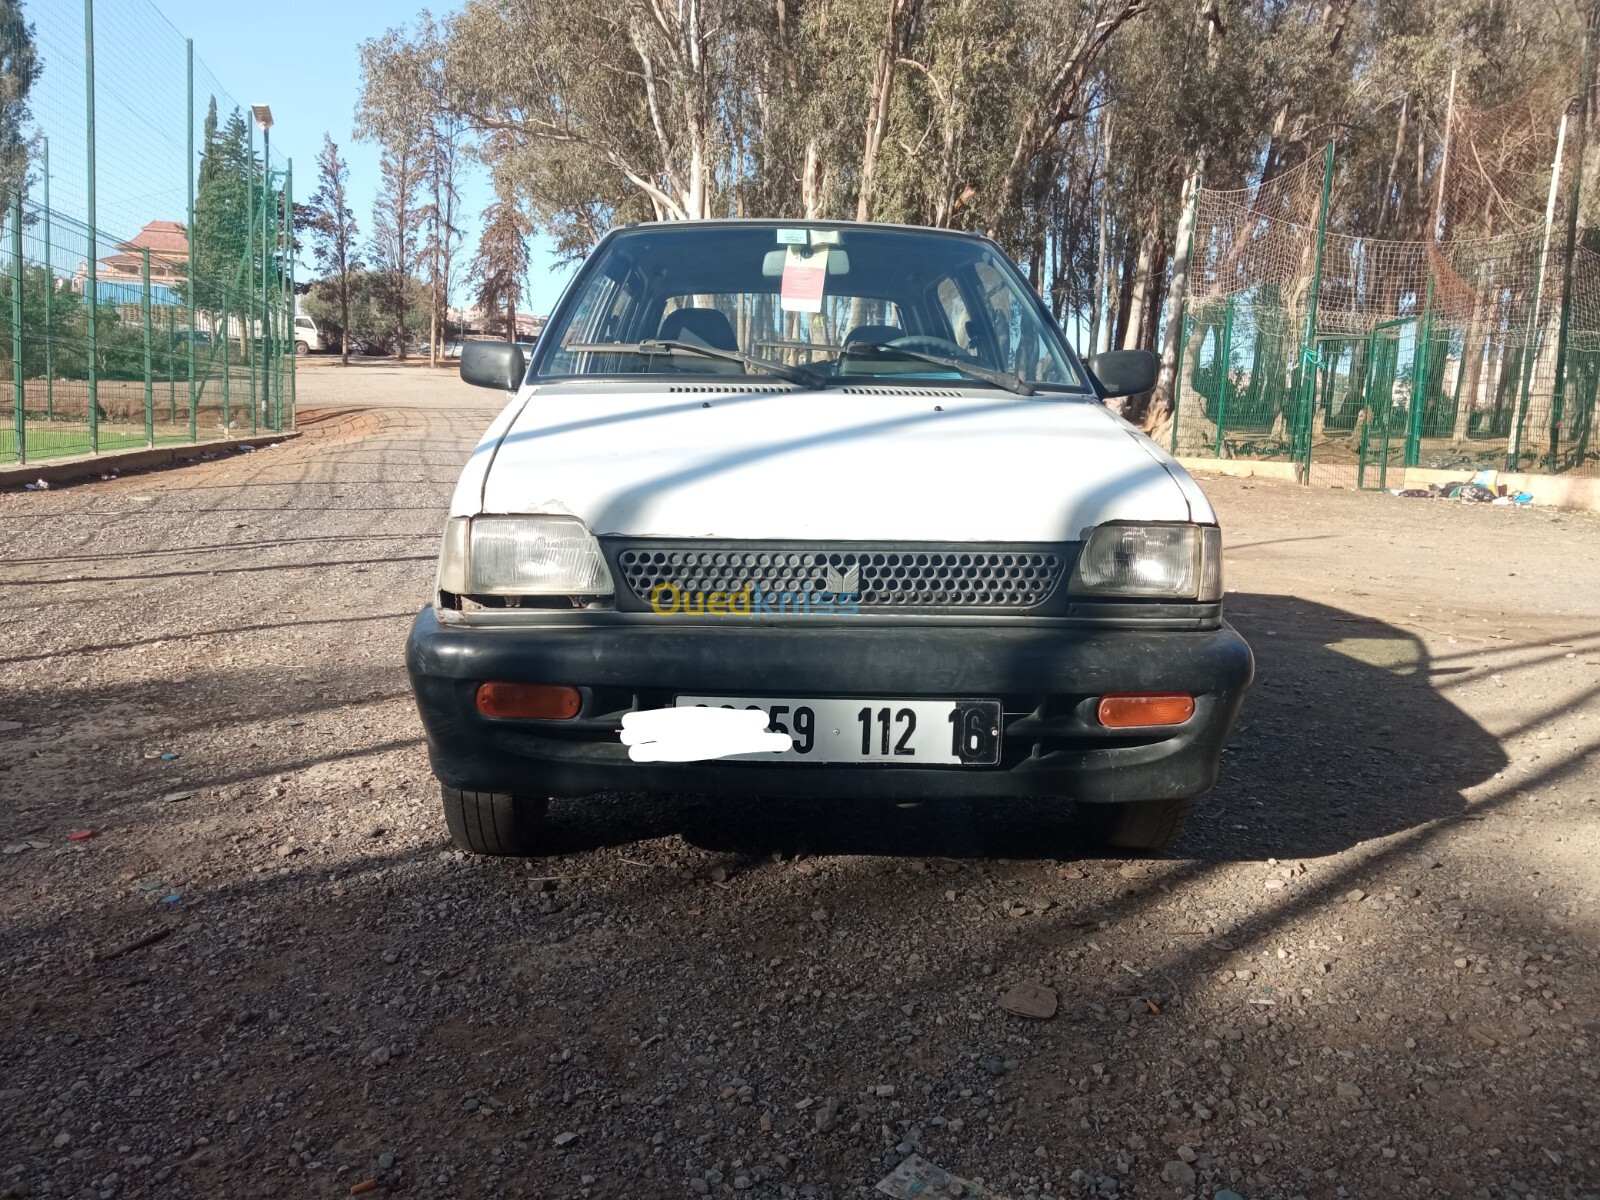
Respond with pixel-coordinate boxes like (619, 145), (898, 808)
(672, 696), (1001, 765)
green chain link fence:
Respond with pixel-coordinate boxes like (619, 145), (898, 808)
(1171, 84), (1600, 489)
(1, 0), (295, 467)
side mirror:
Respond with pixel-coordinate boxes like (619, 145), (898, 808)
(460, 340), (526, 391)
(1086, 349), (1157, 399)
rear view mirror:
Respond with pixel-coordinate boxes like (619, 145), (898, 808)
(761, 248), (851, 276)
(460, 340), (526, 391)
(1086, 349), (1157, 399)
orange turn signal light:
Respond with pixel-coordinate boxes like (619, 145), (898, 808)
(475, 682), (582, 720)
(1097, 693), (1195, 728)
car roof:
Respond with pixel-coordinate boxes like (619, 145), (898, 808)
(617, 218), (987, 242)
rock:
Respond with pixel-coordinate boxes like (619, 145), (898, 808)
(1335, 1081), (1363, 1101)
(52, 1133), (71, 1149)
(378, 1152), (395, 1170)
(552, 1131), (578, 1147)
(811, 908), (828, 922)
(690, 1180), (709, 1195)
(1345, 889), (1366, 903)
(982, 1059), (1009, 1076)
(275, 844), (300, 859)
(1176, 1146), (1196, 1164)
(1161, 1160), (1196, 1189)
(185, 1147), (224, 1168)
(814, 1097), (840, 1133)
(1214, 1192), (1246, 1200)
(874, 1084), (896, 1098)
(999, 981), (1058, 1020)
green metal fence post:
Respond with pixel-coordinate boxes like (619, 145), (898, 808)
(1293, 139), (1336, 483)
(222, 297), (230, 429)
(167, 307), (176, 421)
(186, 38), (197, 443)
(142, 246), (153, 446)
(247, 120), (257, 434)
(12, 191), (24, 465)
(261, 132), (272, 431)
(84, 0), (98, 453)
(42, 138), (52, 420)
(1213, 297), (1235, 458)
(284, 158), (295, 430)
(1406, 278), (1434, 467)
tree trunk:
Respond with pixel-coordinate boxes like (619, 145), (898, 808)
(856, 0), (912, 222)
(1122, 215), (1158, 350)
(1089, 114), (1112, 354)
(1111, 228), (1138, 350)
(1151, 161), (1203, 424)
(340, 280), (350, 367)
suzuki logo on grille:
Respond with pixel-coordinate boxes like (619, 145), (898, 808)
(824, 563), (860, 594)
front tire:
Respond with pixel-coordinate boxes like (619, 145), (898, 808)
(440, 786), (549, 856)
(295, 340), (310, 356)
(1078, 797), (1191, 851)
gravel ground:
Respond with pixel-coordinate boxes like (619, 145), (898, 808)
(2, 360), (1599, 1200)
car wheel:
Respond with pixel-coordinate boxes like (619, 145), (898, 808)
(295, 340), (310, 356)
(1078, 797), (1191, 851)
(440, 785), (550, 856)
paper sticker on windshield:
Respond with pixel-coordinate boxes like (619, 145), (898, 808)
(776, 228), (808, 245)
(810, 229), (841, 245)
(780, 246), (827, 313)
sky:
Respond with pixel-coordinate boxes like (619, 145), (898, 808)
(137, 0), (576, 315)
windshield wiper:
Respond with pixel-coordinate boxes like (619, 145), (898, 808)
(843, 342), (1034, 396)
(567, 340), (823, 389)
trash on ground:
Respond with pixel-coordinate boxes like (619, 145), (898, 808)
(24, 479), (49, 490)
(67, 829), (94, 842)
(239, 445), (256, 452)
(92, 926), (173, 963)
(160, 893), (183, 904)
(349, 1182), (378, 1196)
(998, 981), (1058, 1020)
(876, 1154), (1009, 1199)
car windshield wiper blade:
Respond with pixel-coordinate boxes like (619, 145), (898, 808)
(567, 340), (823, 388)
(845, 343), (1034, 396)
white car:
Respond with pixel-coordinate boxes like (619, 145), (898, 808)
(407, 220), (1252, 855)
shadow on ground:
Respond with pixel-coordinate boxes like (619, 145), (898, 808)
(522, 592), (1506, 862)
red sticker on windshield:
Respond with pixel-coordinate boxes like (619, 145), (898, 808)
(780, 246), (827, 313)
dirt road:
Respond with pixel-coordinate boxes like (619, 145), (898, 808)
(2, 361), (1598, 1200)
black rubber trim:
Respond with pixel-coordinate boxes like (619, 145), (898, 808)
(407, 607), (1253, 803)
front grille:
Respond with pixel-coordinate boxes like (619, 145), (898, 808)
(606, 540), (1071, 612)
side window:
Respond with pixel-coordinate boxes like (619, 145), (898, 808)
(936, 279), (975, 353)
(973, 260), (1069, 384)
(547, 273), (635, 373)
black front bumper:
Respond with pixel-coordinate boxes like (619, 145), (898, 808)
(405, 609), (1253, 803)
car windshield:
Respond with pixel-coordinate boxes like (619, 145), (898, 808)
(535, 223), (1085, 392)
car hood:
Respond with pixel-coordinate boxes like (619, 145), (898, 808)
(466, 383), (1202, 541)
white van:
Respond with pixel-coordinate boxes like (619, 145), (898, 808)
(292, 314), (324, 355)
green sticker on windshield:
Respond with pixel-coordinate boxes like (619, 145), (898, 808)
(775, 229), (808, 244)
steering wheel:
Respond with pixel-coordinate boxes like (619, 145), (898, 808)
(886, 334), (967, 357)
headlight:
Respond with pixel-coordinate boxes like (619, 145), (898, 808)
(437, 515), (614, 597)
(1071, 523), (1222, 601)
